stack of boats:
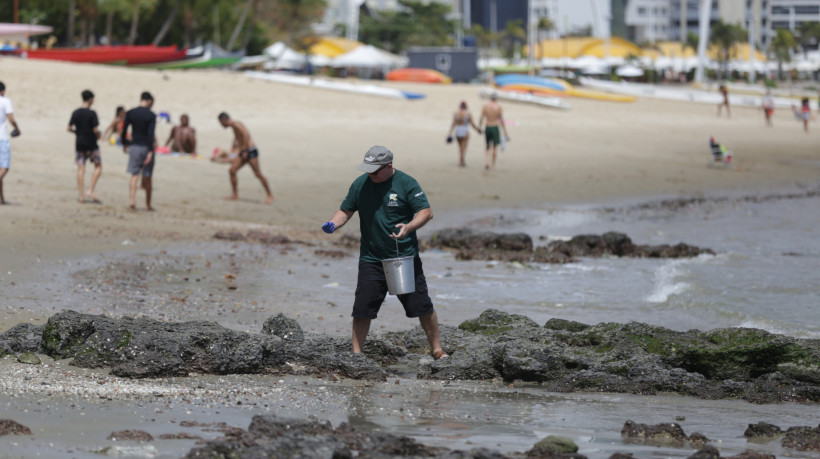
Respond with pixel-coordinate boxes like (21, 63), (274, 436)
(19, 43), (244, 69)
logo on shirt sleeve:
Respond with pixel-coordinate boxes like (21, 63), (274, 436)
(414, 191), (425, 197)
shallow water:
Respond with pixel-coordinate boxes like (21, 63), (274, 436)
(2, 189), (820, 458)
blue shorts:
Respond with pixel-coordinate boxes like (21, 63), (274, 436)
(352, 256), (434, 320)
(0, 140), (9, 169)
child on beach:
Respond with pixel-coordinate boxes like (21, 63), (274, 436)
(101, 106), (126, 145)
(762, 91), (774, 127)
(792, 98), (812, 133)
(709, 137), (731, 166)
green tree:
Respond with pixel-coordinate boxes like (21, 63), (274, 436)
(358, 0), (455, 53)
(709, 20), (746, 80)
(501, 19), (525, 61)
(771, 28), (798, 80)
(797, 22), (820, 58)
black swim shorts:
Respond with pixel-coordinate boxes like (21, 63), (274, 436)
(352, 257), (434, 320)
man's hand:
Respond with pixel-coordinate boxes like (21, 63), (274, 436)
(321, 222), (335, 234)
(123, 146), (129, 154)
(391, 223), (410, 239)
(143, 151), (153, 166)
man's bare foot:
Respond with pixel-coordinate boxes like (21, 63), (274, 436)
(264, 195), (274, 204)
(145, 206), (155, 212)
(85, 193), (102, 204)
(225, 195), (239, 201)
(79, 198), (86, 203)
(129, 204), (137, 211)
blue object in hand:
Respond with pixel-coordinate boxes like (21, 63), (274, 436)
(322, 221), (335, 234)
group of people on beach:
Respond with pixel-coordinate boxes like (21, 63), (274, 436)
(446, 93), (510, 170)
(63, 89), (274, 210)
(720, 83), (816, 133)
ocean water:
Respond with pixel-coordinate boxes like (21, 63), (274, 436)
(419, 189), (820, 339)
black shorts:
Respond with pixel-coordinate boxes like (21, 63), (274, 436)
(352, 257), (434, 320)
(241, 147), (259, 160)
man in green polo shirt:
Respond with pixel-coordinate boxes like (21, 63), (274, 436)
(321, 146), (448, 360)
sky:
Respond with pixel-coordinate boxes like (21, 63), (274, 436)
(555, 0), (611, 36)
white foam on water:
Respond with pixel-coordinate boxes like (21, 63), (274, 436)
(645, 260), (690, 303)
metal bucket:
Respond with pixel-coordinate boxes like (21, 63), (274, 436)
(382, 256), (415, 295)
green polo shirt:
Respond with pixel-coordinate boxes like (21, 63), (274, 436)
(341, 169), (430, 262)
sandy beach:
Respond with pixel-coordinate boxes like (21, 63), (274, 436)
(2, 56), (820, 458)
(2, 58), (818, 276)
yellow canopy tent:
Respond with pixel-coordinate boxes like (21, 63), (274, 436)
(308, 37), (362, 58)
(707, 43), (766, 62)
(524, 37), (599, 59)
(642, 41), (697, 59)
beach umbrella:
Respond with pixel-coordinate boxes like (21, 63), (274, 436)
(332, 45), (406, 69)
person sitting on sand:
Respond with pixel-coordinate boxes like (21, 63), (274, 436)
(447, 101), (481, 167)
(217, 112), (274, 204)
(165, 113), (197, 155)
(101, 106), (126, 145)
(211, 140), (240, 164)
(67, 89), (102, 203)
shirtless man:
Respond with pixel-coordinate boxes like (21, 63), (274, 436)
(165, 114), (197, 154)
(479, 93), (510, 170)
(218, 112), (274, 204)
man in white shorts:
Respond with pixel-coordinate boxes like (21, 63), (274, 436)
(0, 81), (22, 205)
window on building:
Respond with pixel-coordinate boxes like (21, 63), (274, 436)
(795, 6), (820, 14)
(638, 7), (646, 15)
(771, 6), (789, 15)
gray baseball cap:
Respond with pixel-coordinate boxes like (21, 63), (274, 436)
(357, 145), (393, 173)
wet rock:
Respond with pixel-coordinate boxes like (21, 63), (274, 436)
(158, 432), (203, 440)
(781, 425), (820, 451)
(459, 309), (539, 336)
(743, 422), (783, 439)
(529, 435), (579, 454)
(426, 229), (713, 263)
(262, 313), (305, 342)
(213, 231), (244, 241)
(686, 445), (720, 459)
(428, 228), (533, 251)
(16, 352), (41, 365)
(0, 323), (45, 355)
(723, 453), (776, 459)
(621, 420), (707, 447)
(607, 454), (634, 459)
(107, 430), (154, 441)
(0, 419), (32, 436)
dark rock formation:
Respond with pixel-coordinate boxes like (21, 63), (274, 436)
(3, 309), (820, 403)
(107, 430), (154, 441)
(0, 420), (32, 436)
(185, 414), (587, 459)
(743, 422), (783, 439)
(621, 420), (708, 447)
(426, 229), (714, 263)
(782, 425), (820, 451)
(213, 231), (297, 245)
(0, 323), (45, 356)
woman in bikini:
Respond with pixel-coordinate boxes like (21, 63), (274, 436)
(447, 101), (482, 167)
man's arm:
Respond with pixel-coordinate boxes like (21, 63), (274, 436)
(392, 207), (433, 239)
(165, 126), (176, 146)
(120, 114), (131, 152)
(322, 209), (354, 234)
(7, 114), (19, 136)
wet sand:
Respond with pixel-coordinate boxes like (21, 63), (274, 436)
(1, 57), (819, 457)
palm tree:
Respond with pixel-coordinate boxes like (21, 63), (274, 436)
(771, 28), (798, 81)
(501, 19), (526, 62)
(536, 16), (554, 60)
(709, 20), (746, 80)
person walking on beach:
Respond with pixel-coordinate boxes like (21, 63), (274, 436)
(101, 106), (125, 145)
(320, 146), (448, 359)
(165, 113), (197, 155)
(479, 93), (510, 170)
(121, 91), (157, 211)
(0, 81), (21, 205)
(68, 89), (102, 203)
(762, 90), (774, 127)
(447, 101), (482, 167)
(218, 112), (274, 204)
(793, 97), (813, 133)
(717, 84), (730, 118)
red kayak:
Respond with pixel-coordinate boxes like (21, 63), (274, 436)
(25, 45), (187, 65)
(386, 68), (452, 84)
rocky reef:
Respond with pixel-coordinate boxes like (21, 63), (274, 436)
(2, 309), (820, 404)
(425, 229), (714, 263)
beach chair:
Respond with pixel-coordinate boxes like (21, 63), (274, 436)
(708, 137), (732, 169)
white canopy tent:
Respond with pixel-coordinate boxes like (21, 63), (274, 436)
(331, 45), (407, 69)
(263, 42), (332, 70)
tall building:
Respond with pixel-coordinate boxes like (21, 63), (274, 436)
(624, 0), (673, 43)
